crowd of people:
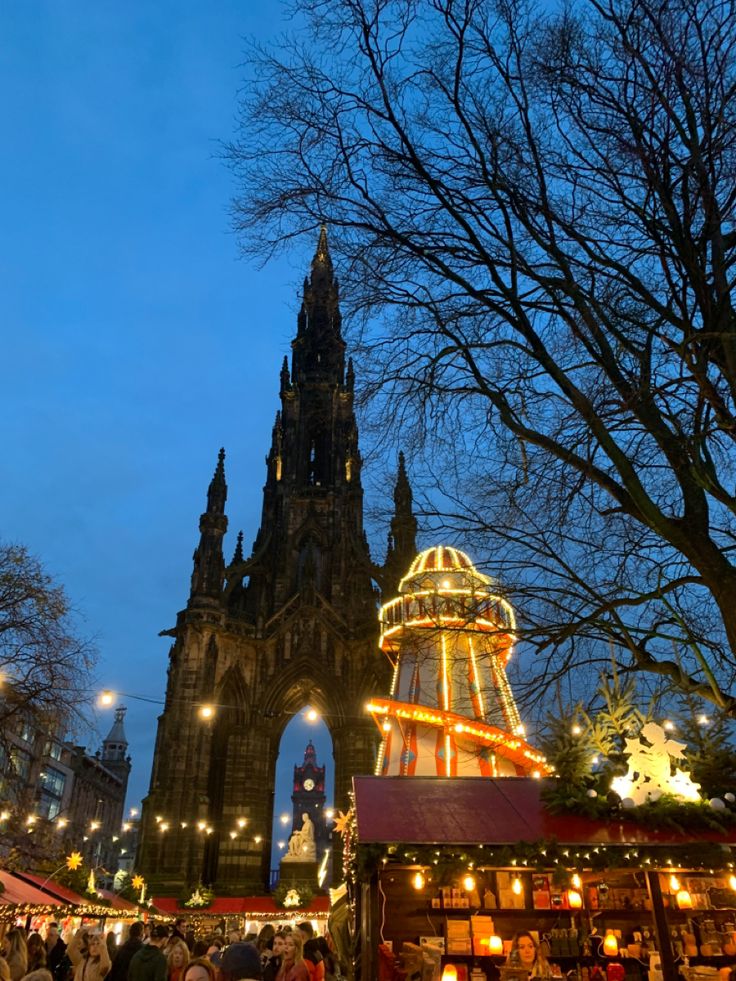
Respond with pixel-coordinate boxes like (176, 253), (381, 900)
(0, 918), (342, 981)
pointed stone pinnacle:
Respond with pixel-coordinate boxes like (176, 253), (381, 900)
(231, 530), (244, 565)
(315, 224), (329, 262)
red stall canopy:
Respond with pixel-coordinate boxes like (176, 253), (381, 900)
(12, 871), (89, 906)
(353, 776), (736, 846)
(0, 870), (63, 907)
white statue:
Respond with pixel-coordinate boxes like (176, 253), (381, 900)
(283, 812), (316, 862)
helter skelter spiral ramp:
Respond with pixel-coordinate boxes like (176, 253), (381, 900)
(367, 545), (553, 778)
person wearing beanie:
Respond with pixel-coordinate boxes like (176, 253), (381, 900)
(219, 943), (262, 981)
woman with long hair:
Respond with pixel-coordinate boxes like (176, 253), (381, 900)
(4, 929), (28, 981)
(67, 930), (111, 981)
(166, 942), (189, 981)
(275, 934), (308, 981)
(506, 932), (552, 979)
(25, 937), (45, 975)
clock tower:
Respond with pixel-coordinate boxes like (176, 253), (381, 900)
(291, 740), (328, 860)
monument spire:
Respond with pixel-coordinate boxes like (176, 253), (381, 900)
(190, 448), (228, 603)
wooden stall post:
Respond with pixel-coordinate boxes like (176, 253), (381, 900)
(644, 870), (677, 981)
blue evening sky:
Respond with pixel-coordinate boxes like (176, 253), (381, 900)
(0, 1), (348, 868)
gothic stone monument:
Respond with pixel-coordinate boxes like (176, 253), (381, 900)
(137, 230), (417, 894)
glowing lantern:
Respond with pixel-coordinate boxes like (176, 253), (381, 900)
(412, 871), (425, 891)
(489, 936), (504, 956)
(441, 967), (458, 981)
(463, 874), (476, 892)
(603, 932), (619, 957)
(676, 889), (693, 909)
(512, 877), (523, 896)
(567, 889), (583, 909)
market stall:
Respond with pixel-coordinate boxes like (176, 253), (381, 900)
(348, 776), (736, 981)
(153, 894), (331, 935)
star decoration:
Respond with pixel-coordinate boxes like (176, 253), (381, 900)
(333, 809), (352, 836)
(132, 874), (145, 891)
(66, 852), (83, 871)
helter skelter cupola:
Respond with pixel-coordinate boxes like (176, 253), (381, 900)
(367, 545), (552, 778)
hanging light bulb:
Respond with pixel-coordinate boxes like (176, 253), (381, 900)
(571, 873), (582, 890)
(512, 876), (523, 896)
(412, 871), (425, 891)
(463, 874), (476, 892)
(669, 874), (680, 892)
(603, 932), (619, 957)
(567, 889), (583, 909)
(676, 889), (693, 909)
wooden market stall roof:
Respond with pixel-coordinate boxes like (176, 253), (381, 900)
(13, 871), (89, 906)
(0, 870), (63, 907)
(153, 896), (331, 916)
(353, 776), (736, 846)
(97, 890), (139, 912)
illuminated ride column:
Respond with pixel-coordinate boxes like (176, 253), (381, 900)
(368, 546), (552, 778)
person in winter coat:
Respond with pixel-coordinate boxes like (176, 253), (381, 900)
(68, 930), (111, 981)
(127, 928), (168, 981)
(107, 923), (144, 981)
(275, 935), (308, 981)
(45, 925), (66, 981)
(219, 944), (261, 981)
(166, 942), (189, 981)
(26, 937), (46, 974)
(301, 942), (323, 981)
(4, 928), (28, 981)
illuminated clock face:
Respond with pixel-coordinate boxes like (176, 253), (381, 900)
(303, 778), (315, 791)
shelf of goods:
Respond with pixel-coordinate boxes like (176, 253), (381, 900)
(379, 868), (736, 981)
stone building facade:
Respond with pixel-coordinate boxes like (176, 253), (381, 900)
(0, 704), (130, 874)
(137, 230), (417, 894)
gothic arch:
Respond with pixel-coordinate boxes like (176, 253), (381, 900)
(260, 656), (349, 735)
